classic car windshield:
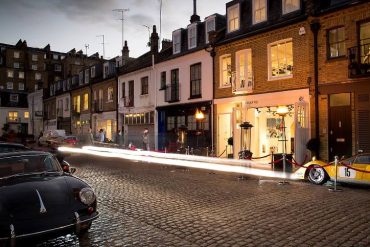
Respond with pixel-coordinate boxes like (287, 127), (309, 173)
(0, 154), (62, 178)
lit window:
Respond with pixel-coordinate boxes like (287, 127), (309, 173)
(24, 112), (29, 119)
(32, 64), (37, 71)
(205, 16), (216, 44)
(328, 27), (346, 58)
(173, 30), (181, 54)
(282, 0), (300, 14)
(253, 0), (267, 24)
(32, 54), (38, 61)
(268, 38), (293, 80)
(235, 49), (253, 92)
(8, 112), (18, 121)
(7, 82), (13, 90)
(83, 93), (89, 110)
(7, 70), (13, 78)
(108, 87), (114, 101)
(14, 51), (20, 58)
(18, 83), (24, 91)
(188, 25), (197, 49)
(18, 71), (24, 79)
(227, 4), (240, 33)
(77, 95), (81, 113)
(220, 55), (232, 87)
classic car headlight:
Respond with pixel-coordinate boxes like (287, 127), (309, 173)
(79, 188), (96, 205)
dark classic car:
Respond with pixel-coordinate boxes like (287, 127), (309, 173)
(0, 143), (30, 153)
(0, 151), (98, 245)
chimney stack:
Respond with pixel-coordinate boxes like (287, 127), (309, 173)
(151, 25), (159, 53)
(190, 0), (200, 23)
(122, 40), (130, 65)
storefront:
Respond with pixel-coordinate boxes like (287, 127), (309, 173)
(215, 89), (310, 164)
(122, 110), (154, 149)
(157, 101), (212, 153)
(92, 111), (117, 142)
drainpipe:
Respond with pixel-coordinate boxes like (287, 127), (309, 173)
(116, 68), (119, 135)
(310, 21), (321, 159)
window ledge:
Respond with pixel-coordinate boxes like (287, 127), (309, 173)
(140, 93), (149, 96)
(326, 56), (347, 63)
(188, 95), (202, 100)
(268, 75), (293, 81)
(219, 85), (232, 89)
(159, 86), (166, 91)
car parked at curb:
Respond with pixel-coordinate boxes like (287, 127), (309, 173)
(0, 143), (30, 153)
(294, 152), (370, 185)
(0, 151), (98, 246)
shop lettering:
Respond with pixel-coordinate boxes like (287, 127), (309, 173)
(246, 100), (258, 105)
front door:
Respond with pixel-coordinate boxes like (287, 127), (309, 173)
(329, 94), (352, 161)
(218, 113), (231, 157)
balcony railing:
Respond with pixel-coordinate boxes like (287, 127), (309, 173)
(348, 42), (370, 77)
(123, 97), (134, 107)
(232, 74), (254, 95)
(165, 83), (180, 102)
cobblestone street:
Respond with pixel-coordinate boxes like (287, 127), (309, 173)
(37, 154), (370, 247)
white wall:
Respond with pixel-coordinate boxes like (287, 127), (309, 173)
(27, 89), (43, 135)
(156, 49), (213, 107)
(56, 93), (71, 118)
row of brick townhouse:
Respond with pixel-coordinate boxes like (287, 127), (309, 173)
(114, 0), (369, 161)
(2, 0), (369, 162)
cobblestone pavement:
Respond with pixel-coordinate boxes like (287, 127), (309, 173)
(35, 154), (370, 247)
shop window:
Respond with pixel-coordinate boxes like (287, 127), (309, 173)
(282, 0), (300, 15)
(268, 38), (293, 80)
(253, 0), (267, 24)
(227, 4), (240, 33)
(167, 116), (175, 131)
(8, 111), (18, 121)
(220, 54), (231, 87)
(187, 115), (196, 130)
(177, 116), (185, 128)
(327, 27), (345, 59)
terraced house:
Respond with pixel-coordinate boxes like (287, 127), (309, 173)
(311, 0), (370, 160)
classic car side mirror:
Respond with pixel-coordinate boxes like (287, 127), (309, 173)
(61, 160), (76, 174)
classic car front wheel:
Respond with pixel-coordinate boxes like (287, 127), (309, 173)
(307, 166), (329, 185)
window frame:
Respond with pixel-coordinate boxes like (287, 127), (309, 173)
(267, 38), (294, 81)
(219, 54), (232, 88)
(32, 54), (38, 61)
(35, 72), (42, 80)
(252, 0), (267, 25)
(188, 24), (197, 49)
(7, 70), (13, 78)
(18, 71), (24, 79)
(141, 76), (149, 95)
(107, 87), (114, 102)
(235, 49), (253, 92)
(205, 16), (216, 44)
(7, 82), (13, 90)
(190, 63), (202, 98)
(83, 93), (88, 111)
(8, 111), (18, 121)
(282, 0), (300, 15)
(327, 26), (346, 60)
(160, 71), (166, 90)
(13, 51), (20, 59)
(32, 64), (38, 71)
(18, 82), (24, 91)
(10, 94), (19, 103)
(173, 30), (182, 54)
(227, 4), (240, 33)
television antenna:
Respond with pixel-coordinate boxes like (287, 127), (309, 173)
(113, 8), (130, 49)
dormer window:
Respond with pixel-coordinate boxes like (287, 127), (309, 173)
(84, 69), (89, 84)
(188, 24), (197, 49)
(282, 0), (300, 14)
(173, 30), (181, 54)
(253, 0), (267, 24)
(91, 66), (96, 78)
(227, 4), (240, 33)
(205, 16), (216, 44)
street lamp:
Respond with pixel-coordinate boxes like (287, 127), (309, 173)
(276, 105), (289, 184)
(195, 108), (205, 148)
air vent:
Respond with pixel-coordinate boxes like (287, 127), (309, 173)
(358, 110), (370, 152)
(358, 94), (369, 102)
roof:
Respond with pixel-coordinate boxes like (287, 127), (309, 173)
(0, 151), (50, 158)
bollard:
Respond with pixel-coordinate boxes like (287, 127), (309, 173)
(206, 147), (209, 157)
(329, 156), (343, 192)
(278, 153), (290, 185)
(165, 147), (167, 153)
(225, 145), (228, 158)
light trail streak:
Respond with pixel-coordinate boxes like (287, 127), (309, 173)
(59, 146), (299, 180)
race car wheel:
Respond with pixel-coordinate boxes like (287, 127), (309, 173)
(307, 165), (329, 185)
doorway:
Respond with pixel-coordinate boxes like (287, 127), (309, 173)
(218, 113), (231, 157)
(329, 93), (352, 160)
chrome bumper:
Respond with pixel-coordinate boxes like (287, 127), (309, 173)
(0, 212), (99, 242)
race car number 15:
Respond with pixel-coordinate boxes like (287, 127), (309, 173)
(339, 167), (356, 178)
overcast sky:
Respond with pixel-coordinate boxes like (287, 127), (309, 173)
(0, 0), (226, 59)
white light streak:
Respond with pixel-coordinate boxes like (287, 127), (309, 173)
(58, 146), (299, 180)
